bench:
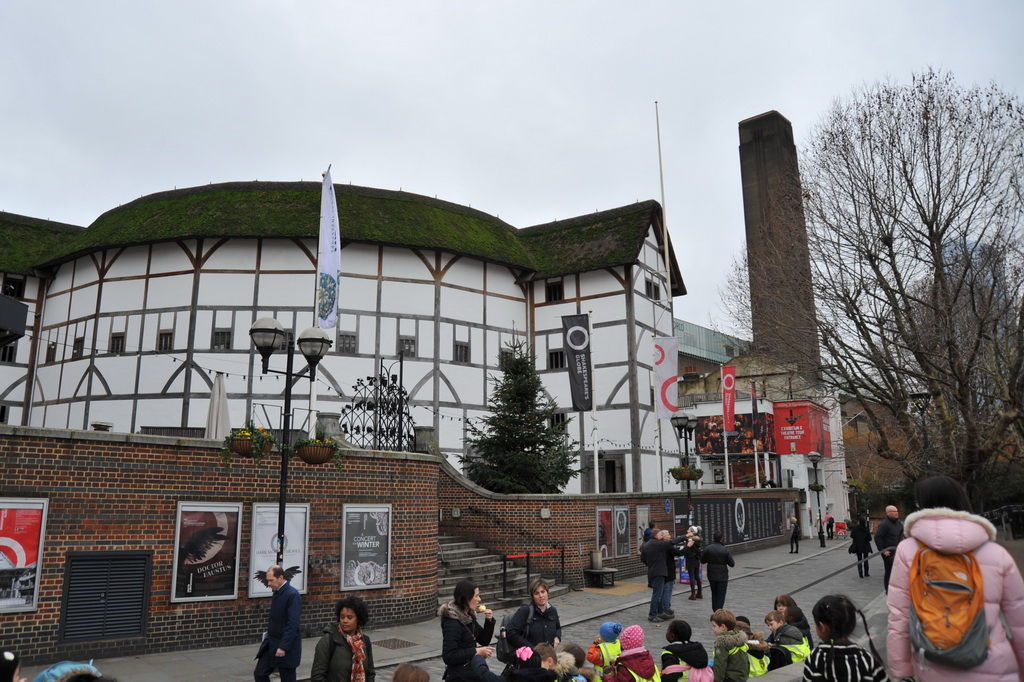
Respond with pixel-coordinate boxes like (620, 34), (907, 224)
(583, 567), (618, 588)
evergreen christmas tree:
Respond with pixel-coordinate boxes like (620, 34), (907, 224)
(460, 340), (579, 494)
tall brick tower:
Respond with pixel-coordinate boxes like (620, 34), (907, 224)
(738, 111), (821, 381)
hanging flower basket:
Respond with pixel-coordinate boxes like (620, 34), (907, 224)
(221, 427), (275, 466)
(669, 465), (705, 482)
(294, 436), (344, 471)
(808, 482), (825, 492)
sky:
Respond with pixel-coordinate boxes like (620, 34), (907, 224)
(1, 2), (1021, 332)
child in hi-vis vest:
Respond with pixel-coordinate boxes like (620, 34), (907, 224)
(587, 622), (623, 682)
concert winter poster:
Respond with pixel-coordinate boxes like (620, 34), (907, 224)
(341, 504), (391, 591)
(171, 501), (242, 602)
(0, 498), (48, 613)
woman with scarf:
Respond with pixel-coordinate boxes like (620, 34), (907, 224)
(311, 596), (375, 682)
(440, 579), (503, 682)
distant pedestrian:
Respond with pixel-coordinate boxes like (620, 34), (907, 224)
(254, 564), (302, 682)
(803, 594), (885, 682)
(709, 609), (749, 682)
(789, 516), (800, 554)
(701, 532), (735, 612)
(391, 664), (428, 682)
(825, 513), (835, 540)
(660, 619), (710, 682)
(1, 651), (25, 682)
(847, 520), (872, 578)
(872, 505), (903, 593)
(643, 521), (656, 543)
(641, 529), (686, 622)
(682, 526), (704, 601)
(310, 596), (375, 682)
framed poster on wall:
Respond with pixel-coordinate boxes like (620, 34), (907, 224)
(596, 507), (613, 558)
(636, 505), (650, 554)
(0, 498), (48, 613)
(171, 501), (243, 602)
(249, 503), (309, 597)
(341, 504), (391, 590)
(613, 506), (630, 557)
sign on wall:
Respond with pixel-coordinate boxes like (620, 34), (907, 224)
(772, 400), (832, 457)
(0, 498), (48, 613)
(595, 506), (631, 558)
(250, 503), (309, 597)
(613, 506), (630, 557)
(675, 496), (783, 546)
(341, 504), (391, 590)
(695, 413), (776, 455)
(636, 505), (650, 554)
(172, 501), (243, 602)
(596, 507), (613, 558)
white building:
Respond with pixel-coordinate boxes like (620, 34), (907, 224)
(0, 181), (686, 493)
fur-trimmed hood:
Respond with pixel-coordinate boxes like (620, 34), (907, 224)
(553, 651), (581, 679)
(437, 600), (473, 624)
(905, 507), (997, 554)
(713, 629), (748, 651)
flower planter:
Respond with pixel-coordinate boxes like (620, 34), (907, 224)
(669, 468), (705, 482)
(296, 444), (334, 465)
(229, 438), (273, 458)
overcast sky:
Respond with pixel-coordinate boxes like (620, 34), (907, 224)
(2, 2), (1021, 331)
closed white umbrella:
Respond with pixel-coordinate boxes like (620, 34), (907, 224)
(204, 373), (231, 440)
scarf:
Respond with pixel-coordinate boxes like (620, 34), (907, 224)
(343, 628), (366, 682)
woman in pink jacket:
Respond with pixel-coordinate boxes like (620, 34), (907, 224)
(886, 475), (1024, 681)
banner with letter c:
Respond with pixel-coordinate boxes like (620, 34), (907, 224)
(722, 365), (736, 429)
(653, 336), (678, 419)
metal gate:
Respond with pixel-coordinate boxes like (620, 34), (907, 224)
(60, 551), (151, 641)
(340, 357), (414, 451)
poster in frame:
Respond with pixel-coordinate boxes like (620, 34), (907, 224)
(249, 503), (310, 597)
(596, 507), (613, 558)
(613, 505), (630, 557)
(0, 498), (48, 613)
(341, 504), (392, 591)
(171, 501), (243, 603)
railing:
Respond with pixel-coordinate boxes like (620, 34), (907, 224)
(501, 548), (565, 598)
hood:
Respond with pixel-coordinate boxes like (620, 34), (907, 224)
(553, 651), (579, 678)
(714, 629), (748, 650)
(438, 600), (472, 624)
(617, 650), (657, 679)
(28, 661), (104, 682)
(664, 641), (709, 667)
(905, 508), (996, 554)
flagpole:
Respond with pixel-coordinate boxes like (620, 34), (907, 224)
(588, 311), (599, 494)
(312, 165), (340, 437)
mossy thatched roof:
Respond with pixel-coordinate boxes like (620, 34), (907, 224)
(0, 212), (84, 275)
(3, 182), (684, 294)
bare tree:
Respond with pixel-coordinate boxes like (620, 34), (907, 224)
(801, 70), (1024, 502)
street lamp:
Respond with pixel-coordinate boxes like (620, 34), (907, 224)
(807, 451), (826, 548)
(250, 318), (332, 565)
(671, 412), (700, 528)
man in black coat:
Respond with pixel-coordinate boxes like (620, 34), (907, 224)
(873, 505), (904, 592)
(849, 518), (873, 578)
(641, 529), (686, 622)
(254, 565), (302, 682)
(700, 531), (735, 612)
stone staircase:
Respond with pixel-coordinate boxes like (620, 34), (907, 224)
(437, 535), (569, 610)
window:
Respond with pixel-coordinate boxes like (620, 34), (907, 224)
(338, 333), (357, 355)
(549, 412), (567, 433)
(398, 336), (416, 357)
(545, 280), (564, 302)
(109, 333), (126, 354)
(548, 349), (566, 369)
(453, 341), (470, 364)
(72, 337), (85, 359)
(0, 405), (7, 424)
(1, 276), (25, 298)
(499, 349), (513, 370)
(157, 331), (174, 352)
(46, 342), (57, 363)
(211, 329), (232, 350)
(0, 342), (15, 364)
(644, 278), (661, 300)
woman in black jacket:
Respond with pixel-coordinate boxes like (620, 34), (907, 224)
(681, 526), (703, 600)
(506, 578), (562, 651)
(848, 518), (873, 578)
(440, 580), (502, 682)
(789, 515), (800, 553)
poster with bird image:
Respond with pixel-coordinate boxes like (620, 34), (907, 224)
(171, 501), (242, 602)
(249, 503), (309, 597)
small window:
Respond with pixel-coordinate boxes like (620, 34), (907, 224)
(548, 349), (566, 370)
(45, 342), (57, 363)
(109, 333), (126, 355)
(499, 349), (513, 370)
(1, 276), (25, 299)
(338, 333), (357, 355)
(644, 278), (661, 300)
(0, 342), (15, 364)
(453, 341), (470, 364)
(724, 344), (735, 358)
(72, 337), (85, 359)
(157, 331), (174, 352)
(211, 329), (232, 350)
(549, 412), (567, 432)
(398, 336), (416, 357)
(545, 280), (564, 302)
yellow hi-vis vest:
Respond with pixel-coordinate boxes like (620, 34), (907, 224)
(746, 649), (769, 677)
(779, 637), (811, 664)
(593, 641), (622, 682)
(623, 666), (661, 682)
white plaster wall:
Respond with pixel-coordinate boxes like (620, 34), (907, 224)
(105, 245), (149, 278)
(69, 283), (98, 320)
(380, 279), (434, 317)
(441, 256), (483, 289)
(440, 287), (484, 324)
(260, 239), (314, 270)
(100, 279), (146, 313)
(343, 244), (379, 277)
(203, 241), (255, 270)
(487, 265), (524, 298)
(149, 243), (193, 274)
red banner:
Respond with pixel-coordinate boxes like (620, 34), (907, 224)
(721, 366), (736, 429)
(772, 400), (832, 457)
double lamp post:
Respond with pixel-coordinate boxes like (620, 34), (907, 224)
(807, 451), (827, 548)
(249, 318), (333, 565)
(670, 412), (699, 528)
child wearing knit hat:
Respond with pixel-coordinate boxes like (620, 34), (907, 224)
(608, 625), (659, 682)
(587, 622), (624, 682)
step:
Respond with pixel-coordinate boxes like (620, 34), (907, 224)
(438, 572), (528, 592)
(436, 541), (478, 552)
(438, 546), (491, 560)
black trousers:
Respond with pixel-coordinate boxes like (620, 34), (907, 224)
(855, 551), (870, 577)
(709, 579), (728, 611)
(254, 650), (296, 682)
(827, 524), (835, 539)
(882, 554), (895, 592)
(686, 560), (702, 595)
(790, 535), (799, 553)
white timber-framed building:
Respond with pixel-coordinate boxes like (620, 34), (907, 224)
(0, 181), (687, 493)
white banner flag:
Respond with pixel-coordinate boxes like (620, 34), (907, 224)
(653, 336), (679, 419)
(316, 168), (342, 329)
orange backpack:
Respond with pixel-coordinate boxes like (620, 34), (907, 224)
(908, 546), (989, 669)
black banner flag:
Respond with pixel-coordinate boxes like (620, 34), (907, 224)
(562, 314), (593, 411)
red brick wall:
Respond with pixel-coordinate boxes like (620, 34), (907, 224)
(0, 427), (440, 664)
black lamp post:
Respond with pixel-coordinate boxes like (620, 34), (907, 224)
(250, 318), (332, 565)
(670, 412), (700, 528)
(807, 451), (826, 548)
